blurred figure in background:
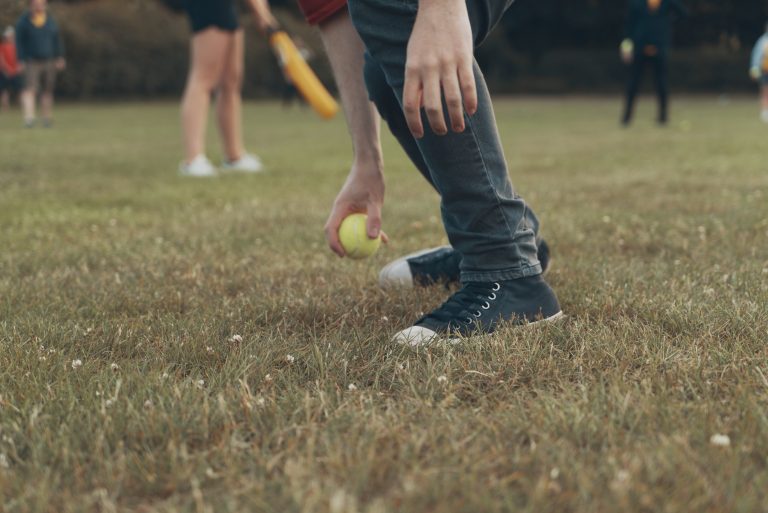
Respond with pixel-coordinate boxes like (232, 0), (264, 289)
(621, 0), (687, 126)
(179, 0), (276, 177)
(15, 0), (65, 128)
(749, 22), (768, 123)
(0, 27), (23, 112)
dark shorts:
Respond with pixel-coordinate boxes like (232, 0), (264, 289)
(184, 0), (239, 33)
(0, 73), (23, 93)
(297, 0), (348, 25)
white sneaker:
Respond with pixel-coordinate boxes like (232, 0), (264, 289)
(761, 110), (768, 124)
(179, 155), (217, 177)
(221, 153), (264, 173)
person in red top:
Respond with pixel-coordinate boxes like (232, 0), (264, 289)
(0, 26), (23, 112)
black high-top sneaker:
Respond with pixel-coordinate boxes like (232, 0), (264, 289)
(392, 274), (562, 346)
(379, 239), (551, 289)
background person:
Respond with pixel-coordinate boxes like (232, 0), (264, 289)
(749, 22), (768, 123)
(621, 0), (687, 126)
(179, 0), (276, 177)
(0, 26), (23, 112)
(15, 0), (65, 128)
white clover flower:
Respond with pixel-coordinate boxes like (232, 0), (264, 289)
(255, 397), (266, 407)
(710, 434), (731, 447)
(38, 356), (46, 362)
(285, 354), (295, 363)
(0, 453), (9, 469)
(437, 375), (448, 385)
(143, 399), (153, 409)
(71, 359), (82, 370)
(161, 372), (169, 380)
(381, 316), (389, 322)
(196, 379), (205, 389)
(347, 383), (358, 391)
(230, 334), (243, 343)
(264, 374), (273, 383)
(206, 346), (214, 355)
(105, 399), (114, 408)
(550, 468), (560, 479)
(95, 391), (101, 397)
(110, 363), (119, 372)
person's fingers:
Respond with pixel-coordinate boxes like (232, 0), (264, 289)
(458, 61), (477, 116)
(365, 202), (382, 239)
(324, 211), (347, 258)
(442, 70), (465, 132)
(422, 69), (447, 135)
(403, 69), (424, 138)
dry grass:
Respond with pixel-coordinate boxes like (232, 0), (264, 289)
(1, 98), (767, 512)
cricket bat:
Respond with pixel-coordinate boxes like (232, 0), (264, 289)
(269, 30), (339, 120)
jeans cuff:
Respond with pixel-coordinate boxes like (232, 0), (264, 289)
(460, 263), (542, 283)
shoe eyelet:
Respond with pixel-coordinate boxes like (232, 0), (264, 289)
(465, 317), (473, 324)
(482, 301), (490, 310)
(474, 310), (482, 317)
(492, 282), (501, 292)
(488, 292), (497, 301)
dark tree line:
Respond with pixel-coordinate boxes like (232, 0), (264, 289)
(1, 0), (765, 97)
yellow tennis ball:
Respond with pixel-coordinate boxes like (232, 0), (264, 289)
(339, 213), (381, 259)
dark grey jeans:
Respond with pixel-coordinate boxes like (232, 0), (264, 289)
(347, 0), (542, 283)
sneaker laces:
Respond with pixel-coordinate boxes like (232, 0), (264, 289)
(419, 281), (501, 327)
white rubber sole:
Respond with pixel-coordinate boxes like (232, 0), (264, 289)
(393, 311), (566, 347)
(378, 245), (453, 289)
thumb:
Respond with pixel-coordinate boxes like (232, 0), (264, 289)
(366, 203), (382, 239)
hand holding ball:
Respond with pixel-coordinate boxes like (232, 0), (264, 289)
(339, 213), (381, 259)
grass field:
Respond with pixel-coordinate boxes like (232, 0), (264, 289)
(1, 97), (767, 513)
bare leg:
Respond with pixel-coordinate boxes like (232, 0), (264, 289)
(216, 30), (245, 163)
(21, 89), (35, 124)
(181, 29), (230, 163)
(41, 92), (53, 122)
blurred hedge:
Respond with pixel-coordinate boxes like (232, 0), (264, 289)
(0, 0), (333, 99)
(0, 0), (760, 98)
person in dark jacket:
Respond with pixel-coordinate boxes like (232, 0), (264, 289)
(15, 0), (65, 127)
(621, 0), (687, 126)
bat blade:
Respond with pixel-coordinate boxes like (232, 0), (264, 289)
(270, 31), (339, 120)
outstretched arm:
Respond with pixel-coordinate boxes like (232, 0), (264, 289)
(244, 0), (278, 33)
(320, 9), (386, 257)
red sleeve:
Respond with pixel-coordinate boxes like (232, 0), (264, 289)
(296, 0), (348, 25)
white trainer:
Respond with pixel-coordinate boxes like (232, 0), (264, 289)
(179, 155), (217, 177)
(378, 246), (456, 289)
(221, 153), (264, 173)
